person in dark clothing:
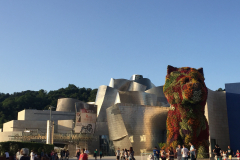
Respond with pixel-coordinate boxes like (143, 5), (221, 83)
(76, 150), (80, 160)
(213, 145), (222, 160)
(128, 147), (134, 160)
(65, 150), (69, 160)
(20, 148), (30, 160)
(153, 146), (160, 160)
(168, 147), (174, 160)
(228, 146), (234, 160)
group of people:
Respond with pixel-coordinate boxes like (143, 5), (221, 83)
(115, 147), (135, 160)
(152, 142), (196, 160)
(213, 145), (240, 160)
(75, 148), (91, 160)
(15, 149), (43, 160)
(60, 150), (70, 160)
(13, 148), (69, 160)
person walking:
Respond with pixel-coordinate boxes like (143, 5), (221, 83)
(168, 147), (174, 160)
(189, 142), (195, 160)
(128, 147), (134, 160)
(124, 150), (128, 160)
(228, 146), (233, 160)
(222, 151), (227, 160)
(121, 149), (125, 160)
(20, 149), (30, 160)
(153, 146), (160, 160)
(214, 145), (222, 160)
(94, 149), (98, 160)
(176, 145), (182, 160)
(76, 149), (80, 160)
(51, 150), (55, 160)
(79, 149), (88, 160)
(116, 148), (121, 160)
(19, 149), (23, 160)
(5, 151), (10, 160)
(41, 150), (45, 160)
(160, 149), (166, 160)
(99, 150), (103, 160)
(60, 150), (64, 160)
(181, 145), (189, 160)
(30, 150), (35, 160)
(16, 149), (21, 160)
(65, 150), (69, 160)
(235, 150), (240, 160)
(84, 149), (89, 155)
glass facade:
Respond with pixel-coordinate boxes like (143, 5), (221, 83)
(225, 83), (240, 152)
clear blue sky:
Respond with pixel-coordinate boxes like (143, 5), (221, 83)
(1, 1), (240, 94)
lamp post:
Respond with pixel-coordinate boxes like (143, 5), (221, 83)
(46, 106), (55, 144)
(49, 106), (55, 122)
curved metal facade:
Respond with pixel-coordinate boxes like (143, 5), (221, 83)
(145, 86), (169, 107)
(118, 91), (157, 106)
(94, 74), (170, 155)
(106, 103), (169, 155)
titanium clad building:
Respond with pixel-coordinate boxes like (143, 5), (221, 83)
(95, 74), (170, 155)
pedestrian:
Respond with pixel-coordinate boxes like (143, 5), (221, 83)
(128, 147), (134, 160)
(30, 150), (35, 160)
(189, 142), (195, 160)
(19, 149), (23, 160)
(34, 152), (38, 160)
(214, 145), (222, 160)
(41, 150), (45, 160)
(124, 150), (128, 160)
(94, 149), (98, 160)
(160, 149), (166, 160)
(55, 152), (58, 160)
(84, 149), (89, 155)
(5, 151), (10, 160)
(16, 149), (21, 160)
(125, 149), (128, 157)
(20, 148), (30, 160)
(235, 150), (240, 160)
(181, 145), (189, 160)
(62, 150), (66, 160)
(79, 149), (88, 160)
(99, 150), (103, 160)
(65, 150), (69, 160)
(116, 148), (121, 160)
(176, 145), (182, 160)
(222, 151), (227, 160)
(76, 149), (80, 160)
(168, 147), (174, 160)
(51, 150), (55, 160)
(228, 146), (233, 160)
(153, 146), (160, 160)
(121, 149), (125, 160)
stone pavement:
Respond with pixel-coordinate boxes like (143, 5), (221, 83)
(69, 156), (143, 160)
(69, 157), (239, 160)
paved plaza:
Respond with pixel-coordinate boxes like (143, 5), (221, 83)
(69, 157), (239, 160)
(69, 157), (142, 160)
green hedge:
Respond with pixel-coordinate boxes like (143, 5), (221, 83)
(0, 141), (54, 156)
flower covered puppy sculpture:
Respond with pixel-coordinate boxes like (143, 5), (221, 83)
(163, 65), (209, 158)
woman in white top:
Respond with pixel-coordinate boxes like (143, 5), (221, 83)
(30, 150), (35, 160)
(222, 151), (227, 160)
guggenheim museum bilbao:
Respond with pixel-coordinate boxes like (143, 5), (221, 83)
(0, 71), (240, 156)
